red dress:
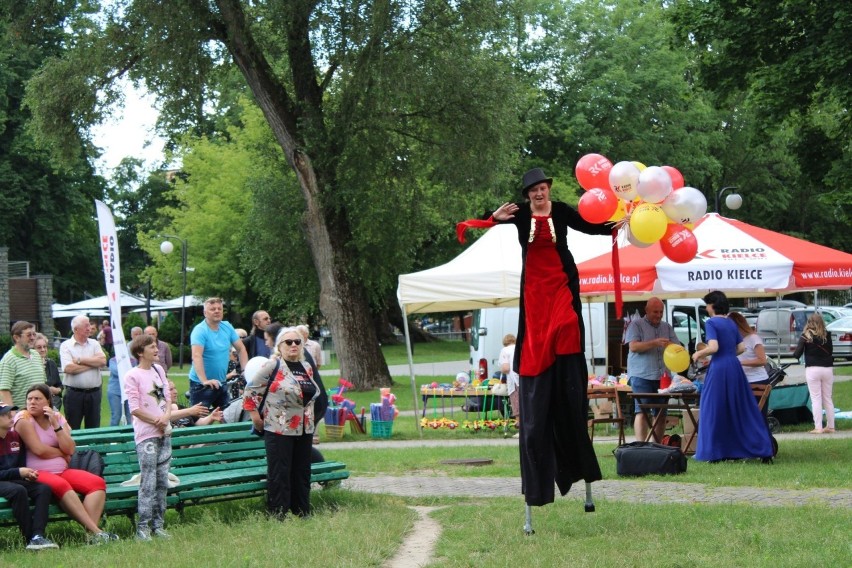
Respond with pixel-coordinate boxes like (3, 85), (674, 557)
(520, 216), (582, 376)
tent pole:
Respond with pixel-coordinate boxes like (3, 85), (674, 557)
(400, 306), (423, 437)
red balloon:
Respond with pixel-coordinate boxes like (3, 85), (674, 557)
(578, 187), (619, 224)
(661, 166), (685, 190)
(660, 223), (698, 263)
(575, 153), (613, 191)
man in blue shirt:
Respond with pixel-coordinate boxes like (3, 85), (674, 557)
(188, 298), (248, 410)
(625, 297), (681, 442)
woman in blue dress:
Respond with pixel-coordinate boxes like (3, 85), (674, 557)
(691, 291), (774, 462)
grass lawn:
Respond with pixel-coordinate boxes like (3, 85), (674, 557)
(5, 350), (849, 565)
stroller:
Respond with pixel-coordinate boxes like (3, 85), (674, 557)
(764, 361), (812, 433)
(751, 361), (792, 459)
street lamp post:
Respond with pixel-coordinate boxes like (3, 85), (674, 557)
(159, 235), (188, 368)
(714, 186), (742, 213)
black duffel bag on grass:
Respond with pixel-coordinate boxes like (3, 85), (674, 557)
(613, 441), (687, 477)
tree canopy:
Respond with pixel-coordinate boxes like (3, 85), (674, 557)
(14, 0), (850, 382)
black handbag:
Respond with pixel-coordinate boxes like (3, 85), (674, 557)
(69, 449), (105, 477)
(613, 441), (687, 477)
(250, 360), (280, 437)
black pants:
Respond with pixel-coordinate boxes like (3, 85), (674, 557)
(518, 354), (602, 506)
(264, 432), (312, 517)
(0, 480), (52, 542)
(64, 386), (102, 430)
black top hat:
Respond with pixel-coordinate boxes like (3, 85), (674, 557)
(521, 168), (553, 195)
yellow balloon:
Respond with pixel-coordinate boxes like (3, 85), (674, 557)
(632, 161), (647, 171)
(608, 199), (627, 222)
(664, 344), (690, 373)
(629, 203), (667, 243)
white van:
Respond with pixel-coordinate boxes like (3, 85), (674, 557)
(665, 299), (708, 351)
(469, 304), (607, 380)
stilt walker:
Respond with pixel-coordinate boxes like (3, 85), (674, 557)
(458, 168), (616, 534)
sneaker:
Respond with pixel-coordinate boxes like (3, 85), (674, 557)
(135, 528), (152, 541)
(88, 532), (117, 546)
(152, 528), (172, 539)
(26, 535), (59, 550)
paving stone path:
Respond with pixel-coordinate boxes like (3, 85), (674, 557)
(324, 431), (852, 509)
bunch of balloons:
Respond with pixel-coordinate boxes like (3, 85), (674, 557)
(574, 153), (708, 263)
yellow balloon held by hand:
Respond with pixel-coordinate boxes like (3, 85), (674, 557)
(629, 203), (667, 243)
(663, 344), (690, 373)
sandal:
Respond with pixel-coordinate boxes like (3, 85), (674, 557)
(823, 428), (835, 433)
(808, 429), (824, 434)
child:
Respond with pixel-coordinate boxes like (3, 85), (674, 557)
(0, 403), (58, 550)
(125, 334), (172, 541)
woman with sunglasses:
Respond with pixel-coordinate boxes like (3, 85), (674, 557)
(243, 327), (321, 518)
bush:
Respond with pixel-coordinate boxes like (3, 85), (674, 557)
(122, 312), (147, 339)
(158, 313), (181, 346)
(170, 344), (191, 367)
(46, 347), (60, 365)
(0, 334), (11, 354)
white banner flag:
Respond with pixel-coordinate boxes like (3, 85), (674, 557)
(95, 200), (133, 413)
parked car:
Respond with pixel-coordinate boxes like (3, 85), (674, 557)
(757, 300), (807, 310)
(816, 306), (852, 322)
(757, 306), (851, 357)
(826, 316), (852, 360)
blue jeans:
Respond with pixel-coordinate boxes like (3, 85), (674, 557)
(629, 376), (666, 416)
(108, 390), (131, 426)
(189, 381), (230, 410)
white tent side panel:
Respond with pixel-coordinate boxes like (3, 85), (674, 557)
(397, 224), (613, 315)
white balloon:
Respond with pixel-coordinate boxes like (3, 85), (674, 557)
(636, 166), (673, 203)
(661, 186), (707, 224)
(243, 356), (271, 386)
(609, 161), (640, 201)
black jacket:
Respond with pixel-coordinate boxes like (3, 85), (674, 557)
(792, 334), (833, 367)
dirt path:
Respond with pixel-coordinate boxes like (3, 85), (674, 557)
(383, 506), (446, 568)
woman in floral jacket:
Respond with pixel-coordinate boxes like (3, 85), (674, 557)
(243, 327), (320, 518)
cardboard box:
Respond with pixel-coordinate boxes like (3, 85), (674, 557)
(682, 408), (700, 453)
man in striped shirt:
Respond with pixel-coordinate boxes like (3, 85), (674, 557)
(0, 321), (45, 410)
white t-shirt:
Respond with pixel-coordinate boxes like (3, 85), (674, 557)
(738, 333), (769, 383)
(498, 344), (520, 394)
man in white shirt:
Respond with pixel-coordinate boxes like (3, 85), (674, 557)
(60, 315), (107, 429)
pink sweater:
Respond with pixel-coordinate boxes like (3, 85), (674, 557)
(124, 365), (171, 444)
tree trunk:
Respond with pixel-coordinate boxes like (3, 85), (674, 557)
(216, 0), (391, 389)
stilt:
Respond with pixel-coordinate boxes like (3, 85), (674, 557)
(584, 482), (595, 512)
(523, 504), (535, 535)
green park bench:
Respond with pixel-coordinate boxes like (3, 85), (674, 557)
(0, 421), (349, 527)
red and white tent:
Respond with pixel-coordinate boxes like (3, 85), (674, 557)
(578, 213), (852, 300)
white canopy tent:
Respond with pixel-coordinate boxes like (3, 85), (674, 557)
(396, 224), (614, 432)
